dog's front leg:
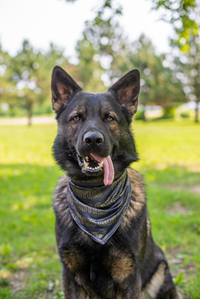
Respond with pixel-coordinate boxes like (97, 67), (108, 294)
(116, 275), (142, 299)
(62, 267), (88, 299)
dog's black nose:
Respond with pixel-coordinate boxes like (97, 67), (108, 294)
(83, 131), (104, 147)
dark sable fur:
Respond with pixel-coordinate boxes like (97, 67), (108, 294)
(51, 66), (181, 299)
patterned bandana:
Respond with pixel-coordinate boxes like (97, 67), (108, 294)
(66, 170), (132, 245)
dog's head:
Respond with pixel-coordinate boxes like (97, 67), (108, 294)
(51, 66), (140, 185)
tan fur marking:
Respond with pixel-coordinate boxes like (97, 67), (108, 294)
(52, 99), (62, 111)
(120, 168), (146, 228)
(147, 215), (151, 237)
(62, 248), (84, 273)
(141, 263), (166, 299)
(110, 121), (120, 138)
(177, 291), (183, 299)
(106, 248), (135, 283)
(128, 168), (146, 203)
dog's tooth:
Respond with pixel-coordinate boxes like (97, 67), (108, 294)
(85, 156), (90, 162)
(99, 161), (103, 167)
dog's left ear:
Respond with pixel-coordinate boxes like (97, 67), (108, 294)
(108, 69), (140, 116)
(51, 66), (82, 112)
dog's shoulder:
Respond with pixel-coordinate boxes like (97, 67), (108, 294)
(53, 174), (69, 216)
(120, 168), (146, 229)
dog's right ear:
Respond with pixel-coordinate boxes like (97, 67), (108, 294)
(51, 66), (82, 112)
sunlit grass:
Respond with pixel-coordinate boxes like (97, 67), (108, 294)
(0, 121), (200, 298)
(133, 120), (200, 170)
(0, 124), (57, 165)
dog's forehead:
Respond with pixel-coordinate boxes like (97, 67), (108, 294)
(68, 90), (119, 111)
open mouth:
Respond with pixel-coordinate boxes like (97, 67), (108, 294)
(77, 153), (114, 186)
(78, 155), (103, 173)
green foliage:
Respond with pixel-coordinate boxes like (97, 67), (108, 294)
(0, 45), (15, 105)
(173, 272), (184, 285)
(65, 0), (200, 52)
(0, 40), (77, 123)
(76, 16), (187, 109)
(156, 107), (175, 119)
(134, 109), (145, 120)
(128, 35), (187, 109)
(172, 33), (200, 122)
(0, 1), (192, 122)
(151, 0), (199, 51)
(0, 278), (10, 288)
(7, 41), (69, 124)
(65, 0), (199, 122)
(0, 289), (13, 299)
(150, 1), (200, 122)
(180, 111), (190, 118)
(75, 15), (128, 92)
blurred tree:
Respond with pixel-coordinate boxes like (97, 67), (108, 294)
(128, 35), (187, 119)
(76, 17), (187, 120)
(150, 1), (200, 121)
(172, 34), (200, 122)
(65, 0), (200, 50)
(0, 44), (16, 116)
(151, 0), (200, 51)
(65, 0), (123, 18)
(8, 40), (46, 125)
(75, 35), (105, 92)
(7, 40), (74, 124)
(75, 16), (128, 92)
(65, 0), (188, 120)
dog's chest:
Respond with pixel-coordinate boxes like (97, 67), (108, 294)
(60, 234), (135, 286)
(54, 169), (145, 288)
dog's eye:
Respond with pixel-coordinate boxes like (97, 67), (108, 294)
(106, 115), (114, 122)
(72, 115), (80, 122)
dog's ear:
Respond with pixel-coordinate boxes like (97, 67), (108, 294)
(51, 66), (82, 112)
(108, 69), (140, 116)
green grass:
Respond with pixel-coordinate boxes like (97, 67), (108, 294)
(0, 121), (200, 298)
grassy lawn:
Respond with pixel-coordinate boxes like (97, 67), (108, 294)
(0, 120), (200, 299)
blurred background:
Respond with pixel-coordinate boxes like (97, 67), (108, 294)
(0, 0), (200, 298)
(0, 0), (200, 123)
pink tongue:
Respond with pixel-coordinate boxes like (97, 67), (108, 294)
(89, 153), (114, 186)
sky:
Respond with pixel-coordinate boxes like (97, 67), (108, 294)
(0, 0), (174, 58)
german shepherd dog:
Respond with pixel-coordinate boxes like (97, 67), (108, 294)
(51, 66), (181, 299)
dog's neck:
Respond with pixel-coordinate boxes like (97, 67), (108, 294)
(69, 171), (124, 189)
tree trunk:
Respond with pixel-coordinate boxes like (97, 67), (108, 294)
(195, 101), (199, 123)
(162, 107), (174, 120)
(27, 101), (33, 126)
(142, 106), (146, 122)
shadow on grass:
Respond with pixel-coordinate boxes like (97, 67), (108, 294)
(0, 163), (65, 249)
(136, 166), (200, 247)
(0, 164), (65, 298)
(135, 165), (200, 298)
(0, 163), (63, 198)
